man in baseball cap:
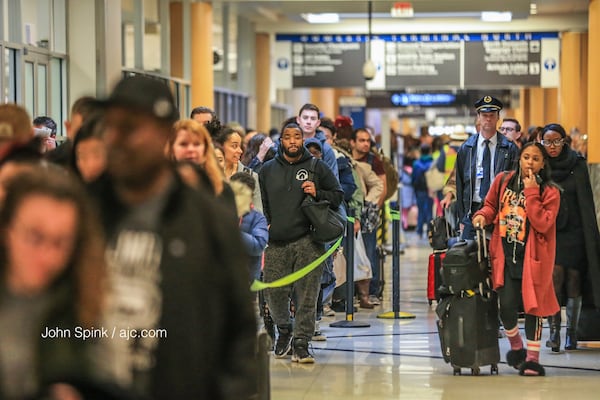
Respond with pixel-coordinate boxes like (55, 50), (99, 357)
(88, 74), (258, 398)
(97, 75), (180, 124)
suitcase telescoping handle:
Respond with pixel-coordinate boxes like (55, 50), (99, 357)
(475, 226), (487, 263)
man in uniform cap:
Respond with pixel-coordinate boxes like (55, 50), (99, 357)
(475, 95), (504, 113)
(440, 95), (519, 240)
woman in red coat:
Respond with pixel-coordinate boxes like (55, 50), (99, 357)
(472, 141), (560, 377)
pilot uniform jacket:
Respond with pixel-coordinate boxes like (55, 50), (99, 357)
(473, 171), (561, 317)
(455, 132), (519, 223)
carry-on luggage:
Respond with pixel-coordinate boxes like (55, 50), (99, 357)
(427, 251), (446, 305)
(436, 290), (500, 375)
(436, 227), (499, 375)
(577, 306), (600, 341)
(441, 228), (489, 294)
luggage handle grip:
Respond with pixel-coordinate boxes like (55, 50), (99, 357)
(475, 227), (487, 262)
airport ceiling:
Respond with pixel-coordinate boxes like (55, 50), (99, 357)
(212, 0), (589, 33)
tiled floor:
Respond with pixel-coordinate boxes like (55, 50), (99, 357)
(269, 231), (600, 400)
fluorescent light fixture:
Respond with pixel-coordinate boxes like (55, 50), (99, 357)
(530, 3), (538, 15)
(301, 13), (339, 24)
(481, 11), (512, 22)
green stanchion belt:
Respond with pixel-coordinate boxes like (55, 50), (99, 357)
(250, 216), (354, 292)
(389, 209), (400, 221)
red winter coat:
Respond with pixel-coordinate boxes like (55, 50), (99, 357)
(473, 171), (560, 317)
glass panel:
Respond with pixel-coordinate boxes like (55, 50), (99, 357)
(143, 0), (161, 71)
(123, 23), (135, 68)
(50, 58), (65, 137)
(53, 0), (67, 53)
(25, 61), (34, 117)
(4, 48), (17, 103)
(143, 22), (161, 71)
(36, 0), (51, 49)
(37, 63), (47, 116)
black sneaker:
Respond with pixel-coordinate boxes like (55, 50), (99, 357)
(274, 325), (293, 358)
(291, 338), (315, 364)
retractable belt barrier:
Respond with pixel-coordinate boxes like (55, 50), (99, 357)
(249, 218), (352, 292)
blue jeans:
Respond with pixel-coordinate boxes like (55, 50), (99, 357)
(415, 190), (433, 236)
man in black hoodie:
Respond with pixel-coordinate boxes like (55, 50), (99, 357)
(259, 122), (343, 364)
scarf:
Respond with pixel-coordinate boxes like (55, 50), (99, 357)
(548, 146), (578, 182)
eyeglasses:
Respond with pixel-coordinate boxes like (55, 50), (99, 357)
(541, 139), (564, 147)
(499, 127), (515, 132)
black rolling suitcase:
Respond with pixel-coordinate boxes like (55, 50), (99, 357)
(436, 228), (499, 375)
(436, 290), (500, 375)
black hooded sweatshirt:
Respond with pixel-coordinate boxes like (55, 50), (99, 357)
(259, 145), (343, 242)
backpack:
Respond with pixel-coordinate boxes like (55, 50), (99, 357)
(425, 147), (447, 192)
(411, 158), (430, 192)
(367, 150), (399, 201)
(428, 216), (456, 251)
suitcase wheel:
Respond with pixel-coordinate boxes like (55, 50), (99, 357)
(471, 367), (480, 376)
(453, 367), (461, 376)
(491, 364), (499, 375)
(428, 299), (433, 306)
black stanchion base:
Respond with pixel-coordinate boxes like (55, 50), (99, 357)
(330, 318), (371, 328)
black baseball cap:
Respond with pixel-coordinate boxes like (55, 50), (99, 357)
(96, 75), (180, 124)
(474, 95), (503, 113)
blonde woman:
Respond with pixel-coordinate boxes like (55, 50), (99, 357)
(167, 119), (226, 194)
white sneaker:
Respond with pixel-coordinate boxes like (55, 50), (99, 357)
(312, 320), (327, 341)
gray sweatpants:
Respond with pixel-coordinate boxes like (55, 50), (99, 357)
(264, 234), (325, 341)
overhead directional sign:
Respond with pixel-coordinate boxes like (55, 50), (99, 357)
(275, 32), (559, 89)
(463, 32), (559, 87)
(277, 34), (366, 88)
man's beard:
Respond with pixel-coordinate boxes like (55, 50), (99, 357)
(283, 146), (302, 158)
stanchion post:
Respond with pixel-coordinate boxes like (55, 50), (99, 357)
(392, 207), (400, 317)
(345, 211), (355, 317)
(331, 209), (370, 328)
(377, 207), (415, 319)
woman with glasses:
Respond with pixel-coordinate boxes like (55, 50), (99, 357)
(541, 123), (600, 352)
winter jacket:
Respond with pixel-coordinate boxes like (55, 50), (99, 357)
(230, 180), (269, 282)
(473, 170), (560, 317)
(313, 129), (340, 180)
(259, 146), (343, 243)
(87, 171), (257, 400)
(548, 147), (600, 308)
(412, 154), (433, 192)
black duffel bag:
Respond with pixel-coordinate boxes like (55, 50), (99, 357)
(441, 228), (489, 294)
(301, 196), (344, 244)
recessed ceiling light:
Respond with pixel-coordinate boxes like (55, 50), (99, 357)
(481, 11), (512, 22)
(301, 13), (339, 24)
(530, 3), (538, 15)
